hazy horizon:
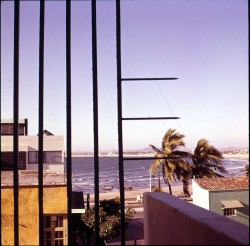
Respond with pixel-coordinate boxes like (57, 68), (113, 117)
(72, 145), (249, 154)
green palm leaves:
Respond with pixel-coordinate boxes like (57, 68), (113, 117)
(148, 129), (226, 196)
(192, 139), (227, 178)
(148, 129), (191, 195)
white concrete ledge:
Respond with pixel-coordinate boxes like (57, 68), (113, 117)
(144, 192), (249, 245)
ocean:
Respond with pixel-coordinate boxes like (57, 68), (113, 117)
(71, 156), (248, 194)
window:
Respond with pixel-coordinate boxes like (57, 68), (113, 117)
(52, 151), (62, 163)
(1, 124), (13, 135)
(18, 124), (25, 135)
(28, 151), (62, 164)
(28, 151), (39, 164)
(223, 208), (236, 216)
(221, 200), (243, 217)
(0, 123), (25, 135)
(44, 215), (67, 245)
(1, 152), (26, 170)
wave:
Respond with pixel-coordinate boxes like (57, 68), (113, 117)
(71, 156), (248, 194)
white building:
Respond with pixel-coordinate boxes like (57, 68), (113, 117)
(1, 119), (64, 173)
(192, 177), (249, 226)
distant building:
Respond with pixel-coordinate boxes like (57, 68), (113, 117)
(1, 119), (64, 173)
(1, 171), (68, 245)
(1, 119), (84, 245)
(192, 177), (249, 226)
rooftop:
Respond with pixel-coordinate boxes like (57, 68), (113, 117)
(1, 170), (66, 187)
(0, 119), (27, 124)
(194, 176), (249, 191)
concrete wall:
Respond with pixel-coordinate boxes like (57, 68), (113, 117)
(1, 185), (67, 245)
(192, 179), (249, 226)
(1, 135), (64, 171)
(209, 189), (249, 226)
(144, 192), (249, 245)
(27, 163), (65, 173)
(1, 171), (66, 186)
(192, 180), (209, 209)
(1, 135), (64, 153)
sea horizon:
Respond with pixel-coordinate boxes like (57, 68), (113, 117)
(71, 155), (248, 195)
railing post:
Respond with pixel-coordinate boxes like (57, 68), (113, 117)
(38, 1), (45, 245)
(91, 0), (100, 244)
(13, 1), (20, 245)
(0, 1), (2, 244)
(66, 0), (73, 245)
(116, 0), (126, 244)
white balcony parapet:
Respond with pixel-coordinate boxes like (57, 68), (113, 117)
(144, 192), (249, 245)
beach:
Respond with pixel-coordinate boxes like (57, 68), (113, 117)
(72, 153), (248, 201)
(222, 153), (249, 159)
(72, 152), (249, 159)
(89, 184), (187, 203)
(87, 152), (250, 202)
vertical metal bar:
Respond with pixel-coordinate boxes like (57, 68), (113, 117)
(38, 1), (45, 245)
(13, 1), (20, 245)
(0, 1), (2, 244)
(91, 0), (100, 244)
(24, 118), (28, 135)
(86, 194), (90, 245)
(116, 0), (126, 244)
(66, 0), (72, 245)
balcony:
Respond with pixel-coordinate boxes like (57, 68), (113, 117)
(143, 192), (249, 245)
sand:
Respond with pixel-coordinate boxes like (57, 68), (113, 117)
(88, 184), (187, 203)
(222, 153), (249, 159)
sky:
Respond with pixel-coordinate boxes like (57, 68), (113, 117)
(1, 0), (248, 152)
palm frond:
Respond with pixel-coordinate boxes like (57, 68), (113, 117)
(148, 158), (162, 175)
(175, 159), (192, 172)
(213, 171), (225, 178)
(172, 150), (192, 158)
(192, 166), (218, 178)
(207, 154), (223, 165)
(162, 164), (177, 183)
(162, 129), (186, 152)
(192, 138), (226, 178)
(149, 144), (162, 154)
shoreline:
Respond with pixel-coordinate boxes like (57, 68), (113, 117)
(222, 153), (249, 158)
(71, 153), (249, 158)
(88, 185), (187, 202)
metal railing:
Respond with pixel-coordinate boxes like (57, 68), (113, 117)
(0, 1), (180, 245)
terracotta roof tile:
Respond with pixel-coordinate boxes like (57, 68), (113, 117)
(194, 177), (249, 191)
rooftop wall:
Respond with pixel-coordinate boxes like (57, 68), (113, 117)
(1, 135), (64, 152)
(1, 171), (66, 186)
(144, 192), (249, 245)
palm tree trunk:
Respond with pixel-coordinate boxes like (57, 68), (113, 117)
(182, 176), (190, 197)
(167, 179), (172, 195)
(158, 171), (161, 191)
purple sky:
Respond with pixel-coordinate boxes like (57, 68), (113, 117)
(1, 0), (248, 152)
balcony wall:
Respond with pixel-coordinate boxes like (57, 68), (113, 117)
(144, 192), (249, 245)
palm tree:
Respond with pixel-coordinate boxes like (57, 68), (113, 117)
(148, 129), (191, 195)
(244, 164), (249, 177)
(179, 139), (228, 197)
(191, 139), (228, 179)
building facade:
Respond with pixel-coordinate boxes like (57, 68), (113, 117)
(1, 119), (70, 244)
(1, 174), (68, 245)
(1, 119), (64, 173)
(192, 177), (249, 226)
